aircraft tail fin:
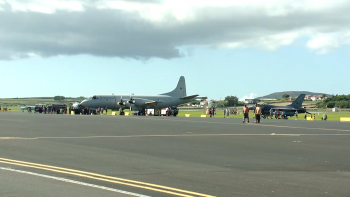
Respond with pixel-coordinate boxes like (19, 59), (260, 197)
(161, 76), (187, 97)
(290, 94), (305, 108)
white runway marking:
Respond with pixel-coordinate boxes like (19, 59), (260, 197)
(2, 133), (350, 140)
(114, 116), (350, 132)
(0, 166), (150, 197)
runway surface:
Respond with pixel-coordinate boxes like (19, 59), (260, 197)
(0, 112), (350, 197)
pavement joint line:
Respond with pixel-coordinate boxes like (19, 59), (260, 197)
(132, 117), (350, 132)
(8, 114), (350, 132)
(0, 166), (149, 197)
(3, 133), (350, 140)
(0, 158), (214, 197)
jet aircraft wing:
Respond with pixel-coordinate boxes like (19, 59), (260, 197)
(270, 107), (310, 113)
(181, 94), (199, 100)
(270, 107), (297, 110)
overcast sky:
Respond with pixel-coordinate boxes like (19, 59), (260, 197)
(0, 0), (349, 100)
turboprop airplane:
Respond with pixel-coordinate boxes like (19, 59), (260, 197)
(248, 94), (308, 118)
(79, 76), (206, 115)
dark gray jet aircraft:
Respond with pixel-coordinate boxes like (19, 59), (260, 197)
(79, 76), (206, 115)
(249, 94), (307, 118)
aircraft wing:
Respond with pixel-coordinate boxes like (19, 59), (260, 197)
(144, 100), (164, 105)
(181, 94), (199, 100)
(270, 107), (309, 113)
(270, 108), (296, 111)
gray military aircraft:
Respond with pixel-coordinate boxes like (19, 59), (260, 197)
(79, 76), (206, 115)
(249, 94), (307, 118)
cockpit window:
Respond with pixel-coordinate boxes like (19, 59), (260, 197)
(88, 95), (98, 100)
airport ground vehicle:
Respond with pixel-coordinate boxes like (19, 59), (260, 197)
(160, 106), (179, 116)
(20, 106), (35, 112)
(47, 104), (67, 114)
(35, 104), (46, 113)
(170, 106), (179, 116)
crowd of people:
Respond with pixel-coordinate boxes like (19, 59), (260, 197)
(241, 103), (323, 123)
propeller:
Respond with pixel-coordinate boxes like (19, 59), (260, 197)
(128, 94), (136, 111)
(118, 95), (125, 106)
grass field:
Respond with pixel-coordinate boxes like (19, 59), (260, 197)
(0, 98), (83, 107)
(3, 106), (350, 122)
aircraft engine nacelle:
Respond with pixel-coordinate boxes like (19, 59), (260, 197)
(127, 100), (136, 104)
(118, 102), (125, 105)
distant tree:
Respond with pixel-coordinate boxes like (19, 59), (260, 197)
(282, 94), (290, 99)
(290, 97), (297, 101)
(224, 96), (239, 106)
(217, 100), (228, 107)
(77, 96), (86, 100)
(54, 96), (65, 101)
(321, 94), (326, 99)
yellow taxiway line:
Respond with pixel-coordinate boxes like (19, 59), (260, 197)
(0, 158), (214, 197)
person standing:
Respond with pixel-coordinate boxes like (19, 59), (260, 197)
(209, 108), (212, 118)
(295, 110), (298, 120)
(255, 104), (262, 123)
(304, 112), (307, 120)
(223, 109), (226, 118)
(243, 104), (249, 123)
(226, 108), (229, 118)
(269, 108), (273, 119)
(105, 107), (108, 115)
(253, 103), (258, 113)
(274, 110), (277, 119)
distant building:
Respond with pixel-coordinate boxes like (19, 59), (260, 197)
(200, 101), (207, 106)
(244, 99), (254, 104)
(305, 95), (312, 100)
(260, 98), (277, 101)
(311, 95), (324, 101)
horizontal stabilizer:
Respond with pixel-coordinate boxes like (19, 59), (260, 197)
(181, 94), (199, 100)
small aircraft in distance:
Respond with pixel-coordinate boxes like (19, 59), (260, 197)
(249, 94), (307, 118)
(80, 76), (206, 115)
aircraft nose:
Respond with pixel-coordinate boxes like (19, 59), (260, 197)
(80, 100), (88, 107)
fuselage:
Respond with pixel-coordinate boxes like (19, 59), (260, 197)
(80, 94), (197, 111)
(249, 104), (306, 117)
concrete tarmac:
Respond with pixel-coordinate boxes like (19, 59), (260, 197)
(0, 112), (350, 197)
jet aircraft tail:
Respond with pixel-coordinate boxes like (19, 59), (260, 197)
(290, 94), (305, 108)
(161, 76), (187, 97)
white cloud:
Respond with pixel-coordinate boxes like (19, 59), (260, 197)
(5, 0), (84, 14)
(240, 93), (258, 101)
(1, 0), (350, 59)
(306, 33), (350, 54)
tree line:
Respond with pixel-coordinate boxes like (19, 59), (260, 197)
(316, 94), (350, 108)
